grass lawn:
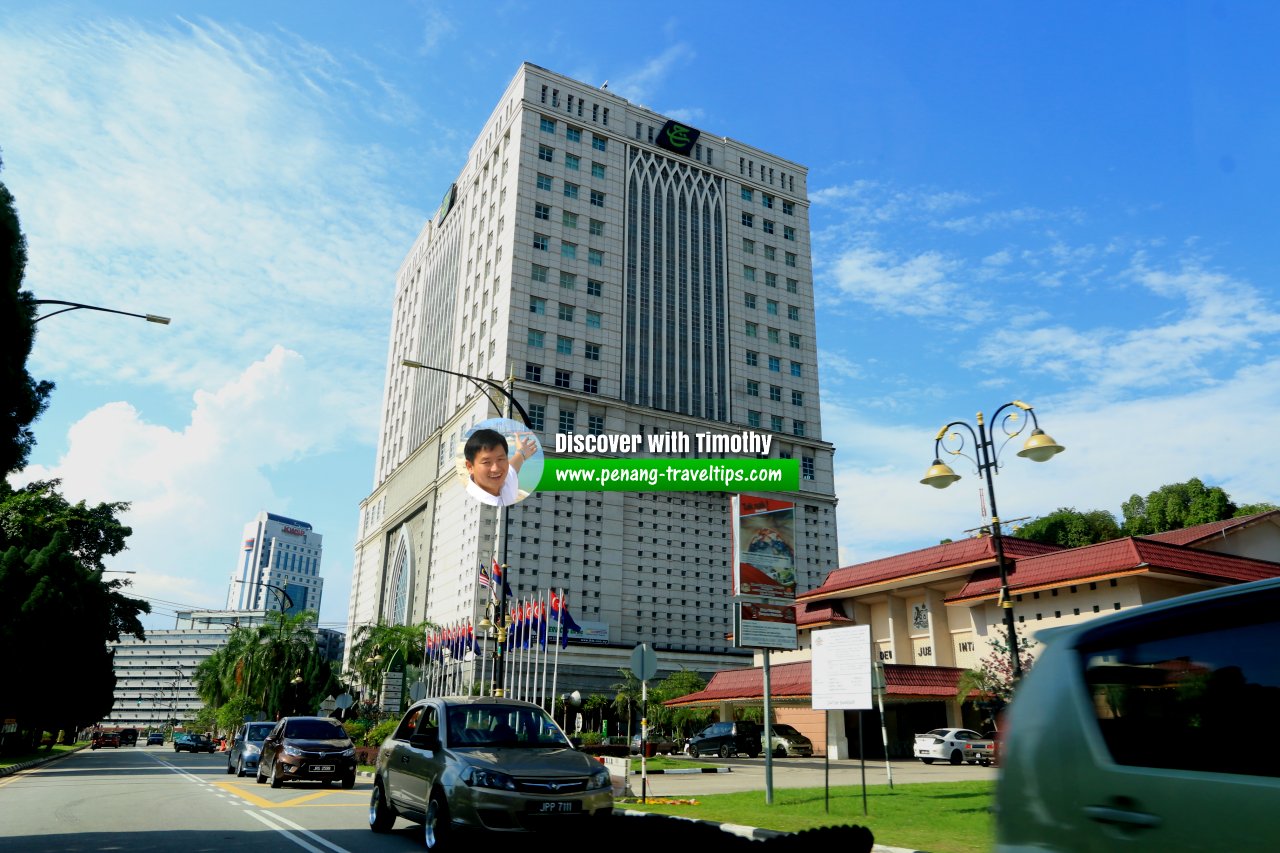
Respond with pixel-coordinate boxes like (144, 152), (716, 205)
(631, 755), (716, 772)
(622, 780), (995, 853)
(0, 742), (84, 770)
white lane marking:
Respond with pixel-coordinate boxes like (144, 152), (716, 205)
(244, 810), (330, 853)
(254, 811), (354, 853)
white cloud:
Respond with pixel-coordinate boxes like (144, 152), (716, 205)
(12, 347), (344, 623)
(821, 246), (984, 323)
(611, 43), (696, 107)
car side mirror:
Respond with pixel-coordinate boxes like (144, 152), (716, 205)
(410, 730), (440, 751)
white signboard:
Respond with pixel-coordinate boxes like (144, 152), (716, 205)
(735, 602), (798, 650)
(811, 624), (873, 710)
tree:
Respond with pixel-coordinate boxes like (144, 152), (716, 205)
(1122, 478), (1237, 536)
(1016, 507), (1122, 548)
(955, 630), (1036, 729)
(1235, 502), (1279, 517)
(347, 620), (432, 712)
(1, 153), (54, 476)
(646, 669), (712, 738)
(609, 668), (642, 739)
(0, 482), (148, 752)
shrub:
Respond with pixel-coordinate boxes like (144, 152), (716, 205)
(577, 731), (603, 746)
(343, 720), (369, 742)
(363, 719), (398, 747)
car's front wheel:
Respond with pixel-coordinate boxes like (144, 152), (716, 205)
(689, 744), (700, 758)
(920, 757), (934, 765)
(225, 759), (234, 774)
(719, 744), (732, 759)
(949, 750), (963, 766)
(369, 780), (395, 833)
(236, 759), (245, 777)
(424, 789), (450, 850)
(270, 761), (283, 789)
(341, 772), (356, 790)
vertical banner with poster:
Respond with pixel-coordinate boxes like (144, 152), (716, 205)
(731, 495), (798, 599)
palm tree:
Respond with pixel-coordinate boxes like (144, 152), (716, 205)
(610, 669), (642, 740)
(348, 620), (434, 712)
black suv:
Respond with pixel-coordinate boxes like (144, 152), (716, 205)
(686, 721), (761, 758)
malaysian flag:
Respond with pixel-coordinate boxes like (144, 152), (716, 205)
(478, 562), (493, 596)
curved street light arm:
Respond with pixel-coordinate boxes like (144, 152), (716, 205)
(33, 299), (171, 325)
(402, 359), (533, 429)
(232, 578), (295, 613)
(933, 420), (981, 471)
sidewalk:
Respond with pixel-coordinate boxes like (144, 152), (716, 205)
(0, 745), (86, 778)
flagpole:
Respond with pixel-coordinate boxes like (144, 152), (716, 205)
(538, 590), (549, 709)
(551, 587), (563, 720)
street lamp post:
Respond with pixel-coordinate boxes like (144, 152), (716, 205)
(33, 299), (170, 325)
(231, 579), (295, 613)
(920, 401), (1064, 680)
(401, 359), (529, 698)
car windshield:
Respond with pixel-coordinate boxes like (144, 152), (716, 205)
(283, 720), (346, 740)
(772, 725), (801, 737)
(446, 704), (570, 748)
(246, 724), (274, 741)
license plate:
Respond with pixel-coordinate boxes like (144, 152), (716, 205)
(529, 800), (580, 814)
(310, 765), (335, 772)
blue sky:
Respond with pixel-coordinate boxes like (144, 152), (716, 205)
(3, 2), (1278, 633)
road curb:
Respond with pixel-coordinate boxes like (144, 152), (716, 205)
(634, 766), (732, 774)
(0, 744), (87, 777)
(614, 808), (788, 840)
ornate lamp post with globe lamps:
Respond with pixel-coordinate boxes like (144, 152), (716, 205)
(919, 400), (1065, 680)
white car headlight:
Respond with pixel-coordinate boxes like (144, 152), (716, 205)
(589, 764), (611, 789)
(462, 766), (518, 790)
(283, 745), (304, 757)
(341, 747), (355, 757)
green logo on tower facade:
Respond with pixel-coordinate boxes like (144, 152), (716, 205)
(656, 119), (701, 157)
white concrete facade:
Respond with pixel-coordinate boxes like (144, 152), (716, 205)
(226, 510), (324, 617)
(347, 63), (839, 691)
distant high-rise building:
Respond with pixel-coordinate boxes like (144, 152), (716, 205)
(347, 63), (838, 691)
(227, 511), (324, 617)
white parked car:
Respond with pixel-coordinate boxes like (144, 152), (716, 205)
(913, 728), (994, 766)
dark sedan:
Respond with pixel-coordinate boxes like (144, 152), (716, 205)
(174, 733), (216, 753)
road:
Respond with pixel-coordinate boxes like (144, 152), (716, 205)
(0, 744), (418, 853)
(633, 753), (997, 797)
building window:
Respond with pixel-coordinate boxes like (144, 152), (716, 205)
(790, 333), (801, 349)
(528, 404), (545, 431)
(536, 173), (553, 191)
(783, 200), (795, 215)
(586, 310), (601, 329)
(589, 218), (604, 236)
(529, 296), (546, 314)
(769, 385), (782, 402)
(743, 237), (755, 253)
(540, 116), (556, 133)
(762, 219), (775, 235)
(538, 144), (554, 162)
(591, 162), (605, 179)
(534, 202), (551, 220)
(793, 420), (807, 437)
(560, 271), (576, 289)
(589, 190), (605, 207)
(528, 329), (544, 348)
(525, 363), (543, 382)
(747, 410), (761, 428)
(784, 225), (796, 241)
(556, 335), (573, 355)
(555, 369), (572, 389)
(790, 361), (802, 377)
(768, 355), (780, 372)
(746, 350), (758, 367)
(741, 212), (754, 227)
(588, 248), (604, 266)
(743, 265), (756, 281)
(532, 233), (548, 251)
(770, 415), (784, 432)
(788, 305), (800, 321)
(584, 343), (600, 361)
(592, 134), (607, 152)
(531, 264), (548, 283)
(557, 303), (574, 322)
(565, 153), (580, 170)
(768, 328), (781, 344)
(765, 272), (777, 288)
(587, 279), (603, 297)
(588, 413), (605, 434)
(741, 186), (753, 202)
(566, 126), (581, 142)
(564, 182), (579, 199)
(583, 376), (599, 394)
(792, 390), (804, 406)
(785, 252), (797, 267)
(744, 293), (757, 309)
(745, 321), (758, 338)
(786, 278), (799, 293)
(558, 409), (575, 433)
(764, 245), (776, 261)
(746, 380), (759, 396)
(761, 193), (774, 209)
(767, 300), (779, 316)
(561, 242), (577, 259)
(802, 456), (815, 480)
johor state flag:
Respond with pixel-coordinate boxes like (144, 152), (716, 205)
(491, 559), (513, 598)
(550, 591), (582, 648)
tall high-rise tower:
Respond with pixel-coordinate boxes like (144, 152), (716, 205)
(347, 64), (838, 690)
(228, 511), (324, 618)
